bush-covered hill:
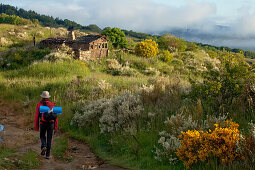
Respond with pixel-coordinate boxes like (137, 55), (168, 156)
(1, 31), (255, 169)
(0, 16), (88, 52)
(0, 4), (157, 40)
(1, 13), (255, 169)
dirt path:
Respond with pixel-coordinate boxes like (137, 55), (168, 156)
(0, 100), (124, 170)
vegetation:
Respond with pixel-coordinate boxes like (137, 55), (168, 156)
(0, 13), (255, 169)
(102, 27), (128, 49)
(52, 137), (72, 162)
(0, 13), (33, 25)
(0, 147), (40, 170)
(135, 39), (159, 58)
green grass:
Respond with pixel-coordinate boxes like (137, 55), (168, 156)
(0, 146), (16, 169)
(52, 137), (72, 162)
(0, 44), (255, 170)
(17, 150), (41, 170)
(0, 147), (40, 170)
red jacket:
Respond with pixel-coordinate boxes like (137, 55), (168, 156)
(35, 100), (58, 131)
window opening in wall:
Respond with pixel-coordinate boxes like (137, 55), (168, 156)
(105, 43), (108, 48)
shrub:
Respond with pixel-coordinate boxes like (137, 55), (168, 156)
(155, 113), (199, 164)
(176, 120), (243, 168)
(131, 60), (149, 71)
(105, 59), (138, 76)
(71, 98), (111, 128)
(135, 39), (159, 58)
(0, 48), (50, 70)
(159, 50), (174, 63)
(157, 34), (187, 52)
(99, 92), (143, 134)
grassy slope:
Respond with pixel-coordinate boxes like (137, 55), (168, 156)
(0, 50), (238, 169)
(0, 23), (254, 169)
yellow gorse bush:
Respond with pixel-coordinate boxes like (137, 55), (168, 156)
(176, 120), (244, 168)
(135, 39), (159, 58)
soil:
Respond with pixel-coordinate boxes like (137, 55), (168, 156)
(0, 99), (124, 170)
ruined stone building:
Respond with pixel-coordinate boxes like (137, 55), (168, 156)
(40, 29), (109, 60)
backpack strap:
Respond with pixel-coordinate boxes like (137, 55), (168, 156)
(40, 101), (54, 123)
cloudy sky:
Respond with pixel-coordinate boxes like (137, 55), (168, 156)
(1, 0), (255, 35)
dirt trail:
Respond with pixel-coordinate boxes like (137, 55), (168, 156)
(0, 100), (124, 170)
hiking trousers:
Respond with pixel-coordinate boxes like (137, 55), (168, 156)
(40, 122), (54, 157)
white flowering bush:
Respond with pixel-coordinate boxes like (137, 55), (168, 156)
(71, 98), (111, 127)
(154, 113), (199, 164)
(43, 46), (74, 62)
(143, 67), (160, 76)
(99, 92), (143, 134)
(248, 121), (255, 139)
(154, 131), (181, 164)
(43, 50), (72, 62)
(202, 113), (228, 131)
(71, 91), (144, 136)
(92, 80), (112, 98)
(106, 59), (138, 76)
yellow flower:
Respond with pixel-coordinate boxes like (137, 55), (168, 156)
(176, 120), (242, 168)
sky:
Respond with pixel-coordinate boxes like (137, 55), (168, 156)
(1, 0), (255, 35)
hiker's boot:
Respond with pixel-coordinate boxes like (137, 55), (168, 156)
(46, 151), (50, 159)
(41, 147), (47, 156)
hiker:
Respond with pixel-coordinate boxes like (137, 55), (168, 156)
(35, 91), (58, 159)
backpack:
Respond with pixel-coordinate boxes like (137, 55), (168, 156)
(41, 101), (58, 122)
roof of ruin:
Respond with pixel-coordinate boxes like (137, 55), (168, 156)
(76, 35), (106, 43)
(40, 35), (107, 44)
(40, 37), (67, 44)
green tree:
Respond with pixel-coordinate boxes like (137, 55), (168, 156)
(102, 27), (128, 49)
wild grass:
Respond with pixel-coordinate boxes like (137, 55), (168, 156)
(0, 147), (40, 170)
(0, 45), (255, 169)
(52, 137), (72, 162)
(17, 149), (41, 170)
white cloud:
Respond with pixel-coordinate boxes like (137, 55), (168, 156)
(21, 0), (216, 32)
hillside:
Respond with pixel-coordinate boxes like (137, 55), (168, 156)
(0, 17), (88, 52)
(0, 14), (255, 170)
(0, 4), (156, 40)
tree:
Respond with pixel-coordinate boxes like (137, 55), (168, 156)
(135, 39), (159, 58)
(102, 27), (128, 48)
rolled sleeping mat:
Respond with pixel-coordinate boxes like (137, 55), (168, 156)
(39, 106), (50, 113)
(39, 106), (62, 114)
(52, 107), (62, 114)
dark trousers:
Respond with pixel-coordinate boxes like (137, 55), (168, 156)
(40, 122), (54, 157)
